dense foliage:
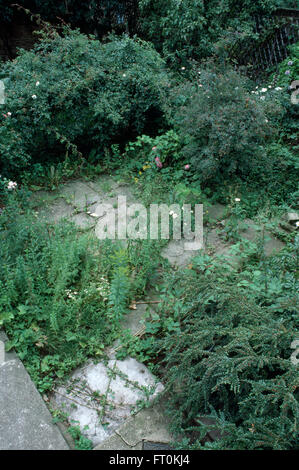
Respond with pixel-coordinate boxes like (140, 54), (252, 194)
(0, 193), (162, 392)
(0, 29), (169, 177)
(138, 0), (298, 65)
(0, 1), (139, 35)
(131, 239), (299, 449)
(170, 62), (282, 184)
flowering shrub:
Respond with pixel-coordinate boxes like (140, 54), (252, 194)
(171, 61), (283, 184)
(0, 175), (18, 204)
(0, 28), (169, 178)
(273, 42), (299, 87)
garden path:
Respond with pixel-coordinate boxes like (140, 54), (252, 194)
(0, 176), (285, 450)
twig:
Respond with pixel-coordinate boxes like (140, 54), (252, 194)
(54, 389), (102, 413)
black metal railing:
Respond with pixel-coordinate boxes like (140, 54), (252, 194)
(229, 8), (299, 76)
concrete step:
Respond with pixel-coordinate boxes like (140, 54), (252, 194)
(0, 331), (69, 450)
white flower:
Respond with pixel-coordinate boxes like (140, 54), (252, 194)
(265, 119), (268, 123)
(36, 81), (40, 86)
(122, 73), (126, 77)
(90, 213), (99, 218)
(275, 87), (282, 91)
(181, 66), (186, 70)
(32, 95), (37, 99)
(268, 85), (272, 88)
(7, 181), (17, 190)
(260, 96), (265, 100)
(296, 221), (299, 228)
(235, 197), (241, 202)
(261, 88), (267, 93)
(7, 112), (11, 116)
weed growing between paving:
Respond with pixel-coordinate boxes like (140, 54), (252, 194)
(0, 193), (164, 392)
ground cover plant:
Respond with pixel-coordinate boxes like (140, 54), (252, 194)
(0, 191), (163, 392)
(124, 237), (299, 449)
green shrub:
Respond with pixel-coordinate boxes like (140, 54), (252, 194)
(273, 42), (299, 88)
(138, 0), (295, 65)
(0, 210), (113, 390)
(271, 43), (299, 153)
(0, 28), (169, 178)
(142, 239), (299, 450)
(171, 62), (282, 184)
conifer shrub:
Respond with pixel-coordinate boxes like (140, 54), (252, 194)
(142, 240), (299, 449)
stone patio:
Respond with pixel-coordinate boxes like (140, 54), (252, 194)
(0, 176), (286, 450)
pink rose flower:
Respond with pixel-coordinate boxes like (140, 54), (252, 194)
(155, 156), (163, 169)
(152, 146), (157, 151)
(184, 164), (190, 170)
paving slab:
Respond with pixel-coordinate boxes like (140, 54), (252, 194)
(161, 238), (201, 268)
(56, 180), (102, 211)
(36, 197), (74, 223)
(52, 356), (164, 447)
(70, 212), (97, 230)
(240, 220), (285, 256)
(0, 331), (69, 450)
(94, 405), (174, 451)
(206, 203), (226, 222)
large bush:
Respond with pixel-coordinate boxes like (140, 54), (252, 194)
(170, 62), (282, 184)
(0, 29), (169, 178)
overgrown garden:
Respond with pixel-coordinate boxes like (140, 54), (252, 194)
(0, 1), (298, 450)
